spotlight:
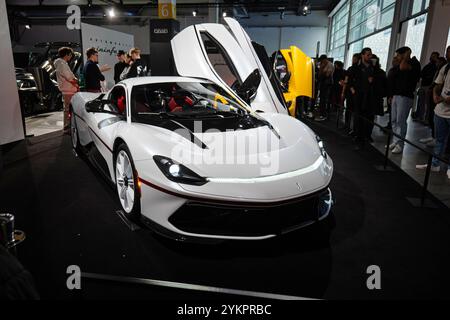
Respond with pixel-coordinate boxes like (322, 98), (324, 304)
(192, 10), (198, 17)
(88, 0), (92, 8)
(298, 1), (311, 16)
(108, 8), (115, 18)
(25, 24), (31, 30)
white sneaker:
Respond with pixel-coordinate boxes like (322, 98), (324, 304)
(391, 145), (403, 154)
(419, 137), (434, 144)
(426, 139), (437, 147)
(385, 142), (397, 149)
(416, 164), (440, 172)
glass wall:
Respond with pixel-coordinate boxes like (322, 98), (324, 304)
(348, 0), (396, 42)
(345, 28), (392, 69)
(328, 1), (350, 62)
(328, 0), (396, 66)
(402, 13), (428, 61)
(328, 0), (431, 68)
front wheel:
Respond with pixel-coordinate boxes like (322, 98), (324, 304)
(70, 111), (82, 153)
(115, 144), (141, 221)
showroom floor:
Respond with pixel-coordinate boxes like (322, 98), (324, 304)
(25, 111), (63, 137)
(370, 114), (450, 208)
(1, 120), (450, 299)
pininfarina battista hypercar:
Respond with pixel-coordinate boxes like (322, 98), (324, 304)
(70, 76), (333, 241)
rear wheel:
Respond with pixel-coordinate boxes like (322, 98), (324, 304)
(115, 144), (141, 221)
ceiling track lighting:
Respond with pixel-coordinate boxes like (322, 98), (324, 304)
(298, 0), (311, 16)
(108, 8), (116, 18)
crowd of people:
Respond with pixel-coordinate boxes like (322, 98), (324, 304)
(54, 46), (148, 133)
(316, 45), (450, 179)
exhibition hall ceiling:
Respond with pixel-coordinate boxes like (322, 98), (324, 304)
(6, 0), (338, 13)
(7, 0), (337, 26)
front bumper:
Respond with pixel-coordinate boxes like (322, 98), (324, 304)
(144, 187), (332, 242)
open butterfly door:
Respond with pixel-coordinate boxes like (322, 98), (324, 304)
(171, 18), (287, 114)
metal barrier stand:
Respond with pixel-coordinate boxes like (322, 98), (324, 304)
(330, 104), (449, 209)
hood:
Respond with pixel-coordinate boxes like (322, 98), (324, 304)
(184, 113), (321, 179)
(131, 113), (321, 179)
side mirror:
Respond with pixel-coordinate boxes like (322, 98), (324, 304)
(236, 69), (261, 104)
(85, 99), (118, 114)
(85, 99), (103, 113)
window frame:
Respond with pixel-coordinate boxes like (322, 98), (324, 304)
(199, 31), (243, 88)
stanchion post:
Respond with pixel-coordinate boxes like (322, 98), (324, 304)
(384, 130), (392, 170)
(336, 105), (340, 129)
(421, 155), (433, 207)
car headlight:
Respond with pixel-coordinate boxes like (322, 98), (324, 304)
(316, 136), (327, 159)
(153, 156), (207, 186)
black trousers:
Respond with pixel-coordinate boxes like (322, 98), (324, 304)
(354, 94), (374, 145)
(319, 84), (332, 117)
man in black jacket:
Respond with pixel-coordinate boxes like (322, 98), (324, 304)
(125, 47), (147, 79)
(114, 50), (128, 84)
(389, 47), (421, 154)
(348, 47), (376, 149)
(83, 47), (111, 93)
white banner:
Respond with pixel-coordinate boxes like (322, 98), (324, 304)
(0, 0), (24, 145)
(81, 23), (134, 90)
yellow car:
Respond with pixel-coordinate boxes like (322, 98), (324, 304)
(272, 46), (315, 118)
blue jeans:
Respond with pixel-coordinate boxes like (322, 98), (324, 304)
(391, 95), (413, 147)
(432, 114), (450, 169)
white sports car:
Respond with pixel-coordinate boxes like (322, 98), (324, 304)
(70, 76), (333, 241)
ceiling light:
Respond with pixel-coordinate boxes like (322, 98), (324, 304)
(192, 10), (198, 17)
(108, 8), (115, 18)
(223, 11), (227, 17)
(25, 24), (31, 30)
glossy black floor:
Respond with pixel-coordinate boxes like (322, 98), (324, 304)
(1, 120), (450, 300)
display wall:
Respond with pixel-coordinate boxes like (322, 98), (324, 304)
(0, 0), (24, 145)
(81, 23), (134, 89)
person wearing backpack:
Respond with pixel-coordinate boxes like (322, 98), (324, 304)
(416, 46), (450, 179)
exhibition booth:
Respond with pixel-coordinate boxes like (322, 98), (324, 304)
(1, 0), (450, 303)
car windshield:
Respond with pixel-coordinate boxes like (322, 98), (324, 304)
(130, 81), (247, 119)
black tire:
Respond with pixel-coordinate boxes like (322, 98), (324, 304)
(114, 143), (141, 221)
(70, 110), (82, 154)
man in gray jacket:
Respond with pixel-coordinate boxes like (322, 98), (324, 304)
(54, 47), (79, 133)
